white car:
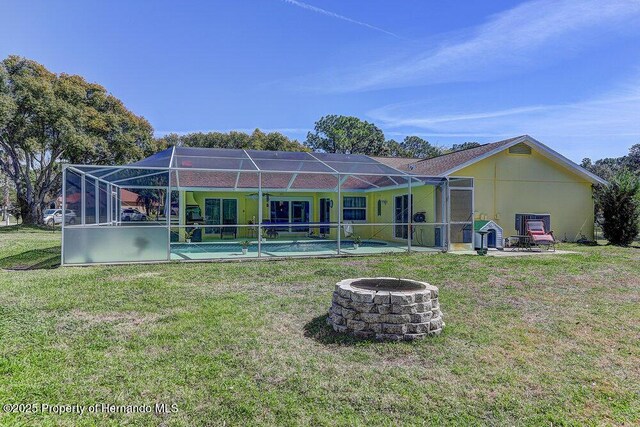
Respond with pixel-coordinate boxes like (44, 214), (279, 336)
(43, 209), (76, 225)
(121, 208), (147, 221)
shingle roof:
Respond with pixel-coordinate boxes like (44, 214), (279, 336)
(375, 136), (525, 176)
(410, 136), (524, 175)
(369, 156), (417, 171)
(171, 170), (399, 191)
(77, 134), (605, 188)
(375, 135), (606, 184)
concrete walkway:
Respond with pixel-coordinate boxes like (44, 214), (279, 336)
(452, 249), (577, 257)
(489, 249), (577, 256)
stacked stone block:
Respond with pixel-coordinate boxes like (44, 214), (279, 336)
(327, 278), (445, 341)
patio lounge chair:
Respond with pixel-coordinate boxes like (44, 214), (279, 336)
(525, 219), (555, 251)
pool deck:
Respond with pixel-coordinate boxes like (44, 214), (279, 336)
(170, 239), (441, 260)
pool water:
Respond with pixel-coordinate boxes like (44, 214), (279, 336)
(171, 240), (387, 254)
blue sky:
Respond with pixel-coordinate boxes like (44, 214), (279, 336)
(2, 0), (639, 161)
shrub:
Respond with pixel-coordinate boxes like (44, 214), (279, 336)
(596, 170), (640, 246)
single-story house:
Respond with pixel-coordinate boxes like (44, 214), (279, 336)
(60, 135), (603, 265)
(58, 188), (151, 212)
(375, 135), (605, 245)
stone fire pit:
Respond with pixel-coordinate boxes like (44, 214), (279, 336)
(327, 277), (444, 341)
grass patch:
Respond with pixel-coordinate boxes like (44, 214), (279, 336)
(0, 227), (638, 425)
(0, 225), (61, 270)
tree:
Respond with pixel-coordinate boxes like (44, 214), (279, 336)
(259, 130), (307, 151)
(305, 115), (386, 155)
(382, 136), (443, 159)
(0, 170), (16, 223)
(155, 129), (306, 152)
(0, 56), (155, 224)
(449, 142), (481, 152)
(384, 139), (404, 157)
(136, 189), (161, 218)
(581, 144), (640, 182)
(624, 144), (640, 172)
(582, 145), (640, 225)
(398, 136), (443, 158)
(581, 157), (623, 182)
(595, 169), (640, 246)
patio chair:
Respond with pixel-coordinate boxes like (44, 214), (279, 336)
(220, 221), (237, 239)
(261, 220), (279, 239)
(525, 220), (555, 251)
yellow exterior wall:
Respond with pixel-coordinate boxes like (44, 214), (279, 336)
(365, 184), (440, 246)
(453, 149), (595, 241)
(188, 191), (321, 240)
(179, 184), (440, 244)
(190, 191), (252, 239)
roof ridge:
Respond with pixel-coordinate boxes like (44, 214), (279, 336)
(367, 135), (607, 184)
(410, 143), (492, 164)
(410, 135), (526, 165)
(370, 155), (419, 160)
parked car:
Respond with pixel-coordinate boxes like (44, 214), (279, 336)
(43, 209), (76, 225)
(121, 208), (147, 221)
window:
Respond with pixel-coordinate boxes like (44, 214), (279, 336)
(343, 196), (366, 221)
(449, 177), (473, 188)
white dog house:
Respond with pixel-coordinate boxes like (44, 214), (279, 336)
(474, 220), (503, 250)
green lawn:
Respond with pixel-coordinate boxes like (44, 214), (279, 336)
(0, 226), (638, 426)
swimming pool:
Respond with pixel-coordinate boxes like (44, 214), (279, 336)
(171, 240), (388, 254)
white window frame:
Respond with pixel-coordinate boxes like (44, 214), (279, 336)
(268, 196), (313, 234)
(342, 196), (367, 222)
(393, 193), (413, 240)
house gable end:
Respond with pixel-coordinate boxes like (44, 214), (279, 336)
(444, 136), (605, 185)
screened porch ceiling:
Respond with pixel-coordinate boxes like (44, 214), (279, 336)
(67, 146), (446, 191)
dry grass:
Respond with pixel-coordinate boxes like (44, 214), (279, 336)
(0, 227), (638, 426)
(56, 310), (162, 335)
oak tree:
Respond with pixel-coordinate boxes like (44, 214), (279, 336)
(0, 56), (155, 224)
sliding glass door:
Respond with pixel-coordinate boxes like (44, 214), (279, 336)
(204, 198), (237, 235)
(394, 194), (412, 239)
(291, 201), (310, 232)
(269, 198), (311, 233)
(319, 198), (331, 234)
(204, 199), (220, 234)
(270, 200), (290, 232)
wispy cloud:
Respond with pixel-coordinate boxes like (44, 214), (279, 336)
(368, 75), (640, 160)
(309, 0), (640, 92)
(280, 0), (401, 39)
